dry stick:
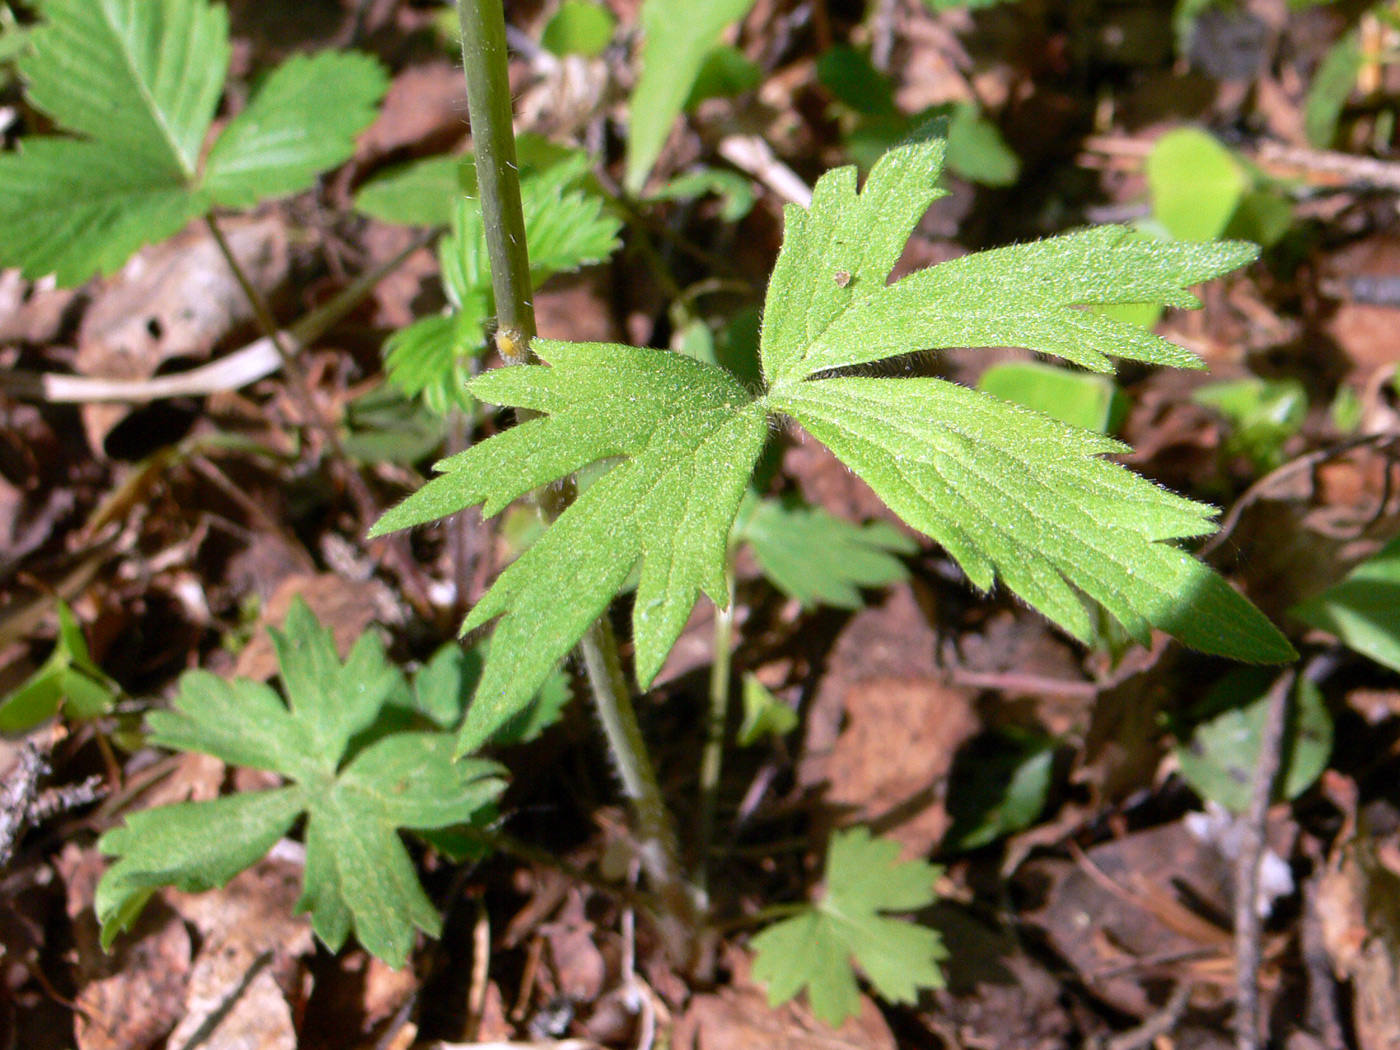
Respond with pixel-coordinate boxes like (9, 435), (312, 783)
(204, 215), (435, 615)
(1235, 668), (1296, 1050)
(1, 227), (438, 404)
(457, 0), (695, 959)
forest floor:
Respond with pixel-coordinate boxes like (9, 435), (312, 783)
(4, 0), (1400, 1048)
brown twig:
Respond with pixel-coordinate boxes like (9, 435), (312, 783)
(204, 214), (436, 616)
(1235, 668), (1296, 1050)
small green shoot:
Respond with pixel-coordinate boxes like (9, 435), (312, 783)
(737, 674), (798, 745)
(0, 603), (121, 731)
(750, 827), (947, 1026)
(95, 600), (505, 968)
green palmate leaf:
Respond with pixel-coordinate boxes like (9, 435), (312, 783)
(96, 599), (504, 968)
(625, 0), (756, 193)
(0, 0), (385, 285)
(769, 377), (1293, 661)
(204, 50), (388, 207)
(750, 827), (947, 1027)
(374, 128), (1292, 756)
(737, 495), (915, 609)
(372, 342), (768, 752)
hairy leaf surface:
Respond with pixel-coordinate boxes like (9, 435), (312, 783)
(375, 130), (1291, 763)
(769, 377), (1293, 660)
(373, 341), (767, 752)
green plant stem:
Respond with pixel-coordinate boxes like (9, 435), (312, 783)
(456, 0), (695, 955)
(457, 0), (534, 362)
(697, 570), (735, 900)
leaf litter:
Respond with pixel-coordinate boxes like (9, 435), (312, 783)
(5, 0), (1400, 1047)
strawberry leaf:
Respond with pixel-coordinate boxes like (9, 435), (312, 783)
(204, 50), (388, 208)
(750, 827), (947, 1027)
(0, 0), (385, 285)
(95, 599), (505, 968)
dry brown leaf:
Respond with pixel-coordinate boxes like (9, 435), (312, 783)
(75, 217), (289, 452)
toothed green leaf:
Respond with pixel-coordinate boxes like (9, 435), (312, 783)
(0, 0), (384, 285)
(96, 599), (505, 969)
(374, 126), (1290, 766)
(751, 827), (947, 1027)
(204, 50), (388, 207)
(373, 341), (768, 752)
(761, 137), (1256, 383)
(768, 377), (1294, 662)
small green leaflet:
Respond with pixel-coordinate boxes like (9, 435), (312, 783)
(735, 494), (915, 609)
(750, 827), (946, 1027)
(95, 599), (504, 969)
(625, 0), (756, 193)
(0, 0), (387, 285)
(377, 151), (621, 416)
(737, 673), (798, 745)
(0, 602), (120, 731)
(373, 130), (1294, 755)
(1292, 534), (1400, 674)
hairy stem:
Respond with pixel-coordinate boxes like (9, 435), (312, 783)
(457, 0), (534, 360)
(697, 570), (736, 900)
(457, 0), (694, 955)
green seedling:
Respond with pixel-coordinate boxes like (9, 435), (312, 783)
(0, 603), (121, 731)
(750, 827), (948, 1026)
(95, 600), (507, 968)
